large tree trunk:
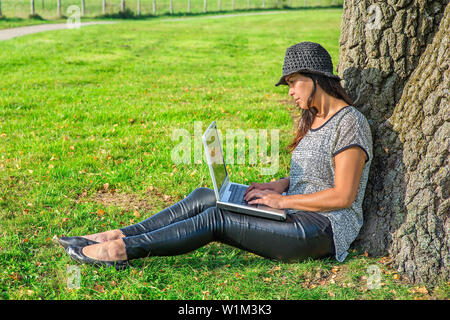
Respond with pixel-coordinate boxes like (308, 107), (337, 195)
(389, 6), (449, 285)
(337, 0), (448, 285)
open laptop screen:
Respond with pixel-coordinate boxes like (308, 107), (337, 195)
(204, 123), (228, 192)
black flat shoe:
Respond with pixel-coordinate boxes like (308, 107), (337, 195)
(65, 245), (129, 270)
(58, 236), (99, 249)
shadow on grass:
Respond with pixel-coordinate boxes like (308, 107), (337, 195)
(128, 242), (337, 272)
(96, 5), (343, 20)
(0, 14), (46, 21)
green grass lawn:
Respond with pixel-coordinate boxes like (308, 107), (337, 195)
(0, 8), (448, 300)
(0, 1), (344, 30)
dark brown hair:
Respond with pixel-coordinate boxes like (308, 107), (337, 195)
(286, 72), (354, 153)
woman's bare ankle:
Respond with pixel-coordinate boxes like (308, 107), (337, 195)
(114, 229), (126, 239)
(82, 239), (127, 261)
(82, 229), (125, 243)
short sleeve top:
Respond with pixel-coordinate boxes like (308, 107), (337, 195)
(285, 105), (373, 262)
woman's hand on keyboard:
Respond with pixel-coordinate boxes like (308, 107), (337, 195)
(244, 189), (285, 209)
(244, 182), (273, 199)
(244, 179), (287, 198)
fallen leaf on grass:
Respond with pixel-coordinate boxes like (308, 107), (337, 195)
(202, 290), (210, 299)
(378, 256), (392, 264)
(218, 279), (228, 286)
(10, 272), (22, 281)
(161, 285), (173, 292)
(408, 286), (429, 295)
(94, 284), (105, 293)
(318, 279), (327, 286)
(331, 266), (340, 274)
(269, 265), (281, 273)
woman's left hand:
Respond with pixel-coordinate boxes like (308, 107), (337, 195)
(244, 189), (285, 209)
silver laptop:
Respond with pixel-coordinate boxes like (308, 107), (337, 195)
(202, 121), (286, 221)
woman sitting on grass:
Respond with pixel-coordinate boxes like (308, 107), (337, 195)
(59, 42), (373, 270)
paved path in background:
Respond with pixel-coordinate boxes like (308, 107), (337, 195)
(0, 21), (118, 41)
(0, 10), (291, 41)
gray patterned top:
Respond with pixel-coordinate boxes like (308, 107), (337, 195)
(285, 105), (373, 262)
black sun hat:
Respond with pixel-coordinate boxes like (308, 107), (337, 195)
(275, 41), (341, 86)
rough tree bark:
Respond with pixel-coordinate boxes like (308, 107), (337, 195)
(337, 0), (448, 285)
(389, 6), (449, 286)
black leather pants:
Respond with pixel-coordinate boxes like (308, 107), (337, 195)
(119, 187), (335, 262)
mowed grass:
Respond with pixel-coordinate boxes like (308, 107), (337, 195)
(0, 1), (344, 30)
(0, 8), (448, 300)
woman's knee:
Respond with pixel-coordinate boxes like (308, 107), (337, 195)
(189, 187), (216, 208)
(196, 206), (225, 235)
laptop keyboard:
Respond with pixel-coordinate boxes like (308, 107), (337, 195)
(227, 184), (249, 205)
